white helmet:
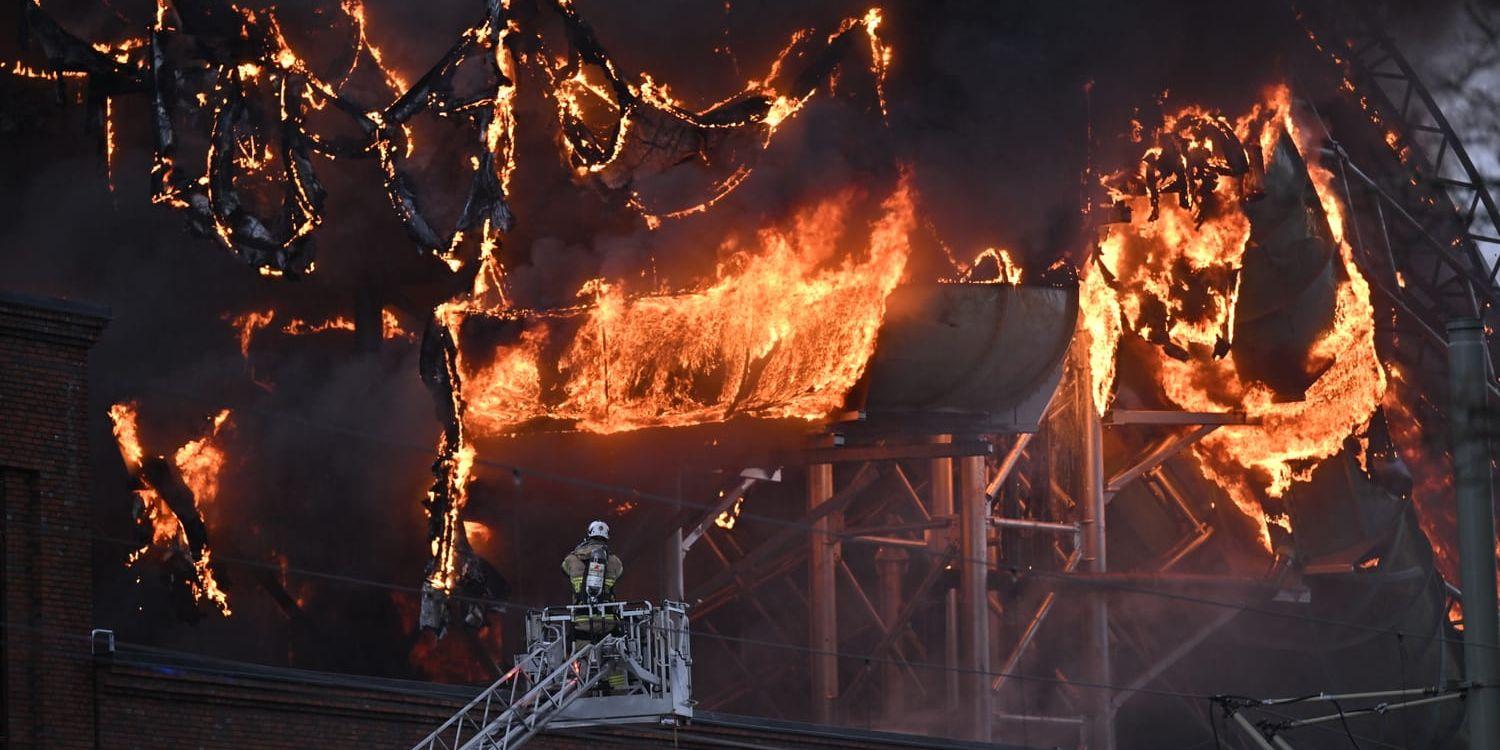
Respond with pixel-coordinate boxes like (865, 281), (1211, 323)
(587, 520), (610, 540)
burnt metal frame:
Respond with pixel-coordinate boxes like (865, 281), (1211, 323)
(681, 459), (935, 719)
(1343, 26), (1500, 299)
(672, 14), (1500, 745)
(1308, 11), (1500, 387)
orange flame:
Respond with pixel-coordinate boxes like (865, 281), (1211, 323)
(1092, 86), (1386, 548)
(456, 176), (916, 435)
(107, 403), (233, 614)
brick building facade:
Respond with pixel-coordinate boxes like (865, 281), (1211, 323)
(2, 292), (107, 749)
(0, 291), (1008, 750)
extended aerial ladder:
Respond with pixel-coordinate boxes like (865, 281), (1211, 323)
(411, 601), (692, 750)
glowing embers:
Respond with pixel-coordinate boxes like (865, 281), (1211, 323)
(454, 178), (915, 435)
(228, 307), (414, 357)
(107, 403), (234, 615)
(1096, 86), (1386, 549)
(544, 4), (892, 227)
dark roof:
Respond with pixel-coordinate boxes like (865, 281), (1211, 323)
(107, 643), (1036, 750)
(0, 289), (112, 320)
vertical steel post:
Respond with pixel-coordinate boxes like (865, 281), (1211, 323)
(1083, 394), (1116, 750)
(808, 463), (839, 725)
(959, 453), (993, 741)
(875, 542), (909, 719)
(1449, 318), (1500, 750)
(664, 527), (685, 602)
(929, 436), (960, 705)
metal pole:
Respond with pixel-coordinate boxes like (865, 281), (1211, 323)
(1449, 317), (1500, 750)
(1230, 709), (1277, 750)
(808, 462), (839, 726)
(665, 527), (685, 601)
(1083, 397), (1115, 750)
(929, 435), (960, 706)
(959, 453), (993, 741)
(875, 543), (909, 720)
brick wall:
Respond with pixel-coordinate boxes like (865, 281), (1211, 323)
(1, 292), (109, 749)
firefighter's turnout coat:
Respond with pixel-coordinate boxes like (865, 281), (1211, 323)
(562, 538), (623, 602)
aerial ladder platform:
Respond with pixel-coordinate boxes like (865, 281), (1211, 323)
(411, 601), (693, 750)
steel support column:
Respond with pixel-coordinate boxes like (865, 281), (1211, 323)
(929, 436), (960, 705)
(1083, 400), (1116, 750)
(1449, 318), (1500, 750)
(665, 527), (684, 601)
(875, 543), (910, 719)
(959, 453), (992, 742)
(808, 462), (839, 725)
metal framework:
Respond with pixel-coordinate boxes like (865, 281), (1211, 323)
(660, 8), (1500, 748)
(1305, 5), (1500, 386)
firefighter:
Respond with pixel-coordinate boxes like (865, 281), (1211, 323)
(562, 520), (623, 604)
(562, 520), (628, 694)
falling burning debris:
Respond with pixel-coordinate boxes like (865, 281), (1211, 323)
(1094, 85), (1386, 548)
(107, 403), (233, 615)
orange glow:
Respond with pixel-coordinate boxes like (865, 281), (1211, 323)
(1383, 366), (1459, 583)
(463, 519), (493, 548)
(5, 62), (87, 80)
(228, 308), (415, 363)
(1095, 86), (1386, 548)
(104, 97), (116, 191)
(107, 403), (233, 614)
(714, 491), (745, 530)
(455, 176), (916, 436)
(949, 247), (1023, 285)
(547, 7), (890, 227)
(1079, 258), (1122, 416)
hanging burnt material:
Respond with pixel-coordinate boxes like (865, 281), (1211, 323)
(1108, 108), (1265, 225)
(544, 0), (883, 221)
(1232, 130), (1342, 400)
(15, 0), (883, 276)
(134, 456), (216, 610)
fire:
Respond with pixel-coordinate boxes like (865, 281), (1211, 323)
(1383, 366), (1459, 583)
(715, 491), (746, 530)
(546, 6), (891, 227)
(228, 308), (415, 359)
(1079, 258), (1122, 416)
(456, 176), (916, 435)
(6, 62), (86, 80)
(107, 403), (233, 615)
(949, 247), (1024, 285)
(1093, 86), (1386, 548)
